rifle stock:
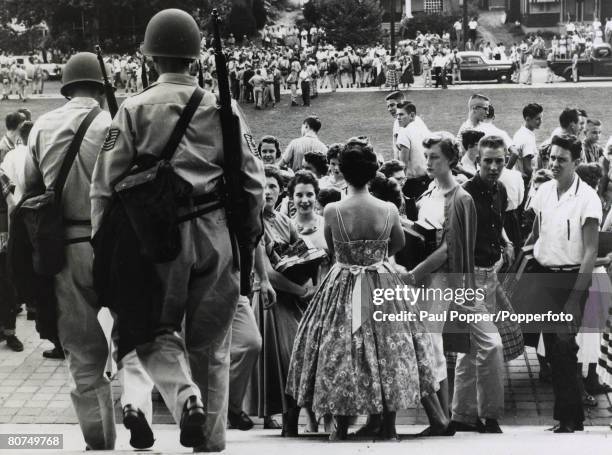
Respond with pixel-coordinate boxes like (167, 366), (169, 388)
(212, 9), (255, 296)
(95, 45), (119, 118)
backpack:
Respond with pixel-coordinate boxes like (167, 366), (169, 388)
(14, 107), (101, 276)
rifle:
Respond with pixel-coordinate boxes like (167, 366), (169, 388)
(212, 9), (256, 296)
(141, 57), (149, 89)
(95, 45), (118, 118)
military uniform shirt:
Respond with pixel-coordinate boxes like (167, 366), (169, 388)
(90, 73), (264, 242)
(24, 97), (110, 221)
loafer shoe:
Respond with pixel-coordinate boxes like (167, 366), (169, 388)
(481, 419), (502, 433)
(227, 410), (253, 431)
(179, 395), (206, 447)
(42, 347), (65, 359)
(123, 405), (154, 449)
(5, 335), (23, 352)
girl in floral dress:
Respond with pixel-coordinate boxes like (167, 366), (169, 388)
(286, 138), (445, 441)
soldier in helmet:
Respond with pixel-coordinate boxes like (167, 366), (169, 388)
(90, 9), (264, 451)
(22, 52), (115, 450)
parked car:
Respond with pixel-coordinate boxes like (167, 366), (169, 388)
(11, 55), (63, 80)
(455, 52), (514, 83)
(549, 44), (612, 81)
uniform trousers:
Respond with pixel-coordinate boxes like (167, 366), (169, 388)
(135, 208), (239, 452)
(452, 259), (504, 423)
(119, 350), (155, 424)
(118, 295), (260, 429)
(55, 239), (116, 450)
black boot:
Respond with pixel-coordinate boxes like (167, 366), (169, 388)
(329, 415), (349, 441)
(281, 407), (300, 437)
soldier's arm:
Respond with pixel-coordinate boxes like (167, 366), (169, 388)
(23, 125), (44, 196)
(90, 104), (135, 235)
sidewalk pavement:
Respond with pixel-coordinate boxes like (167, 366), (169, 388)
(0, 424), (611, 454)
(1, 310), (611, 428)
(12, 70), (612, 103)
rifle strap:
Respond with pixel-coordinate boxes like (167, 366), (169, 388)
(51, 106), (102, 200)
(160, 87), (204, 162)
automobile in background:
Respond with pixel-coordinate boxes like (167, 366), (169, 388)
(11, 55), (63, 80)
(454, 52), (514, 83)
(549, 44), (612, 81)
(455, 52), (514, 83)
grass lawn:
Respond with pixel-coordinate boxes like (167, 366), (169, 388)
(2, 87), (610, 160)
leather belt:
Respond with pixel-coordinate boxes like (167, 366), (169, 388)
(64, 218), (91, 226)
(66, 236), (91, 245)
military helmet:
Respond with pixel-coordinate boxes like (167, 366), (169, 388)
(142, 9), (201, 59)
(60, 52), (104, 97)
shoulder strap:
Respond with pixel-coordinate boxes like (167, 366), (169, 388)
(335, 205), (350, 242)
(52, 106), (102, 199)
(160, 87), (205, 161)
(376, 205), (392, 241)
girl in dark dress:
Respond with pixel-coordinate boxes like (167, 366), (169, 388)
(247, 166), (317, 435)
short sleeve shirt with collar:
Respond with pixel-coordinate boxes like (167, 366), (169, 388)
(396, 119), (430, 178)
(531, 176), (602, 266)
(513, 125), (538, 173)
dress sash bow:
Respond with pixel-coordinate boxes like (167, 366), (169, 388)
(336, 261), (392, 334)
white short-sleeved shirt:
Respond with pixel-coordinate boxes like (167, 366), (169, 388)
(460, 153), (478, 176)
(392, 118), (400, 158)
(513, 125), (538, 174)
(417, 185), (445, 229)
(531, 176), (602, 266)
(498, 167), (525, 211)
(396, 118), (430, 178)
(468, 21), (478, 30)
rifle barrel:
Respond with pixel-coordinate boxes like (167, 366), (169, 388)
(95, 45), (119, 118)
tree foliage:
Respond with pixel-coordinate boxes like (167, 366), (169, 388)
(228, 4), (257, 40)
(252, 0), (268, 29)
(308, 0), (382, 48)
(0, 0), (252, 53)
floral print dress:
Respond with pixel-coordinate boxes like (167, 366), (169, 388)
(286, 205), (438, 416)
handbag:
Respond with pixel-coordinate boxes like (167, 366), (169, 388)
(19, 106), (101, 275)
(114, 87), (204, 263)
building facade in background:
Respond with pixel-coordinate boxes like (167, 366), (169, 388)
(516, 0), (612, 28)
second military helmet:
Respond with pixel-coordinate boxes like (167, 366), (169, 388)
(142, 9), (201, 60)
(61, 52), (104, 97)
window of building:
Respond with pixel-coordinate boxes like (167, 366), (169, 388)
(424, 0), (443, 13)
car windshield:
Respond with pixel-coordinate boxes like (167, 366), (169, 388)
(463, 56), (483, 65)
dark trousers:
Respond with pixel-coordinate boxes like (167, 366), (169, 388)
(529, 263), (588, 424)
(543, 332), (584, 423)
(433, 67), (442, 87)
(274, 82), (281, 103)
(0, 253), (17, 333)
(504, 209), (522, 249)
(301, 81), (310, 106)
